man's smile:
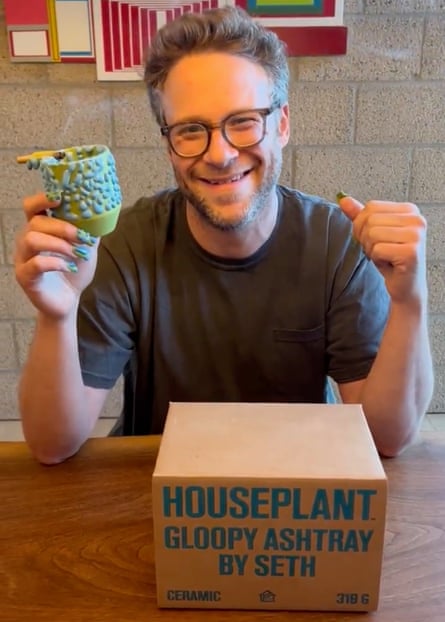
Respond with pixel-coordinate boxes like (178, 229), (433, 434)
(196, 169), (252, 187)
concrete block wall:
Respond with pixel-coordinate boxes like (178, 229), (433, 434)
(0, 0), (444, 425)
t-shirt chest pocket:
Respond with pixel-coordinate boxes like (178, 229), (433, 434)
(267, 324), (326, 400)
(273, 325), (325, 343)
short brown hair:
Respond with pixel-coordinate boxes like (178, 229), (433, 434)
(144, 6), (289, 125)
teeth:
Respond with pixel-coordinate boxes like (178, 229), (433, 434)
(208, 174), (243, 185)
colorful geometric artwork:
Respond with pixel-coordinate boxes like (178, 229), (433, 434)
(246, 0), (325, 16)
(4, 0), (347, 80)
(4, 0), (95, 62)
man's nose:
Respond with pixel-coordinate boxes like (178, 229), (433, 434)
(202, 129), (239, 166)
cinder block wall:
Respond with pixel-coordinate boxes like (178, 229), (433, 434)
(0, 0), (444, 426)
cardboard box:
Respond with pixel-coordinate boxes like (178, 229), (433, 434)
(152, 402), (387, 612)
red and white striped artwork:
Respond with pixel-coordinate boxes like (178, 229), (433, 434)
(93, 0), (227, 80)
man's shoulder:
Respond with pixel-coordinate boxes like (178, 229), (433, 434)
(99, 187), (182, 257)
(119, 187), (181, 225)
(278, 185), (336, 212)
(278, 185), (349, 231)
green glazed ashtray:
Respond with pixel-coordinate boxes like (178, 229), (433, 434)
(18, 145), (122, 237)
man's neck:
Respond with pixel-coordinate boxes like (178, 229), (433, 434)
(185, 193), (279, 259)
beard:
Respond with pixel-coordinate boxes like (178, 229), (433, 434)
(173, 150), (282, 232)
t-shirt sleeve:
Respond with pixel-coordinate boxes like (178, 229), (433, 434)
(326, 238), (390, 384)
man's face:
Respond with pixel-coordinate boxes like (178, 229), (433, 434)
(160, 52), (290, 231)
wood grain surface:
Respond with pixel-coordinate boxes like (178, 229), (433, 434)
(0, 433), (444, 622)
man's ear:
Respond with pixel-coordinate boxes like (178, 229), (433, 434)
(278, 103), (290, 148)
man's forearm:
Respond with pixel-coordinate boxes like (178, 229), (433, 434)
(361, 300), (434, 457)
(19, 309), (95, 464)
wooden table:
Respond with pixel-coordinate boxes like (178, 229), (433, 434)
(1, 433), (444, 622)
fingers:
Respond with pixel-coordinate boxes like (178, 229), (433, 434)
(354, 204), (425, 249)
(337, 197), (426, 275)
(367, 242), (421, 275)
(359, 216), (425, 255)
(30, 214), (98, 248)
(337, 195), (364, 222)
(18, 253), (79, 284)
(19, 194), (79, 259)
(338, 196), (418, 222)
(338, 198), (422, 221)
(18, 194), (99, 251)
(337, 197), (425, 241)
(18, 230), (84, 264)
(21, 193), (99, 244)
(23, 192), (61, 222)
(15, 195), (100, 285)
(16, 215), (95, 265)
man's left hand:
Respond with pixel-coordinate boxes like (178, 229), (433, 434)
(338, 196), (427, 305)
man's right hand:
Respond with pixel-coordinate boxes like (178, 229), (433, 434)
(14, 193), (99, 319)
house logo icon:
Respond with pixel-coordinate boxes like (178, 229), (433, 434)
(259, 590), (276, 603)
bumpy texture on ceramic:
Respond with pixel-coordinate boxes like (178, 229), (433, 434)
(28, 145), (122, 237)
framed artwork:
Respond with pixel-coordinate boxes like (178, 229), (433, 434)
(4, 0), (347, 80)
(4, 1), (95, 63)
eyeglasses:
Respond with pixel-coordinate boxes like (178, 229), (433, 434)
(160, 105), (279, 158)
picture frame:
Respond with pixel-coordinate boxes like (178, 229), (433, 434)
(4, 0), (347, 81)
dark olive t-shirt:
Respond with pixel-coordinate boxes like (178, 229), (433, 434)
(78, 185), (389, 435)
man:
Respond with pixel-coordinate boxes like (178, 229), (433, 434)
(14, 7), (433, 464)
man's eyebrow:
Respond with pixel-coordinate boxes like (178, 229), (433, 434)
(171, 115), (209, 124)
(167, 108), (260, 126)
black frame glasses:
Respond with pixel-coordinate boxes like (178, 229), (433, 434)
(160, 105), (280, 158)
